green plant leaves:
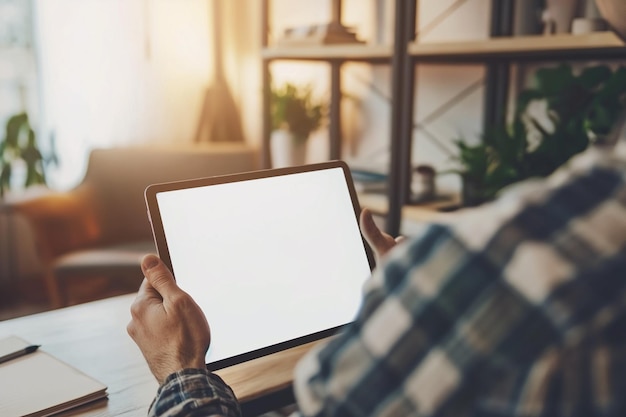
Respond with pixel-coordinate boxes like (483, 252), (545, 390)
(0, 163), (11, 196)
(0, 112), (47, 197)
(452, 64), (626, 205)
(270, 82), (326, 142)
(578, 65), (612, 89)
(535, 64), (574, 96)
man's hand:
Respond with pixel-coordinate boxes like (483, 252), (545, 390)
(360, 208), (405, 262)
(127, 254), (211, 384)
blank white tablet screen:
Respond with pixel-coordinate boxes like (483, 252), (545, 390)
(155, 166), (372, 364)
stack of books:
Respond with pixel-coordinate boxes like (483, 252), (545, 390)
(350, 168), (388, 194)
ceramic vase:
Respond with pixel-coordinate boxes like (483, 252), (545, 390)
(461, 175), (489, 207)
(270, 129), (307, 168)
(513, 0), (544, 35)
(544, 0), (580, 34)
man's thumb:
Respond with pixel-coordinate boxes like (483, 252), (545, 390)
(141, 254), (180, 297)
(360, 209), (387, 246)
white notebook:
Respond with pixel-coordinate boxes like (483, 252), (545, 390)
(0, 336), (108, 417)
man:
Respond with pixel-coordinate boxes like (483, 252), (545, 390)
(128, 136), (626, 417)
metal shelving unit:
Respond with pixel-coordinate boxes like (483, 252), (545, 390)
(260, 0), (394, 169)
(260, 0), (626, 236)
(384, 0), (626, 236)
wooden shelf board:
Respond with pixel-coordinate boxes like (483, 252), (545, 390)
(262, 44), (393, 61)
(408, 31), (625, 60)
(358, 192), (459, 223)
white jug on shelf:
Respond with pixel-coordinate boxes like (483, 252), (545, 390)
(543, 0), (580, 34)
(270, 129), (307, 168)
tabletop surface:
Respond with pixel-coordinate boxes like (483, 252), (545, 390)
(0, 294), (327, 417)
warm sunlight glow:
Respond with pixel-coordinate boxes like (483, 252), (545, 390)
(36, 0), (212, 190)
(151, 1), (212, 81)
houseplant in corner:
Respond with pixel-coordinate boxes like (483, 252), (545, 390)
(449, 63), (626, 206)
(270, 82), (325, 168)
(0, 112), (49, 197)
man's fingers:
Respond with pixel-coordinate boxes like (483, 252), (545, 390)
(141, 254), (182, 298)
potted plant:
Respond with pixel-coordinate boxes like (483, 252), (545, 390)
(270, 82), (326, 168)
(450, 122), (528, 206)
(0, 112), (49, 197)
(450, 63), (626, 206)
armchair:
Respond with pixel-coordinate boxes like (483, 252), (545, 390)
(9, 144), (259, 308)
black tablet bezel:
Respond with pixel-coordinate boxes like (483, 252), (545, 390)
(144, 160), (375, 371)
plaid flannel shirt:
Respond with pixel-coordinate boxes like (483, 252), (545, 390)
(151, 146), (626, 417)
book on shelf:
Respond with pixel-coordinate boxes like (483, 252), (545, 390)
(0, 335), (108, 417)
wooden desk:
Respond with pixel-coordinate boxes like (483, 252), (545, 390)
(0, 294), (326, 416)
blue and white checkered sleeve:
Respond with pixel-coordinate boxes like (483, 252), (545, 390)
(149, 369), (241, 417)
(292, 149), (626, 417)
(294, 222), (482, 417)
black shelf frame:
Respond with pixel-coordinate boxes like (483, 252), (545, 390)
(384, 0), (625, 236)
(385, 0), (515, 236)
(261, 0), (625, 236)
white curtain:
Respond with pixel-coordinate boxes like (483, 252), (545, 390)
(34, 0), (261, 190)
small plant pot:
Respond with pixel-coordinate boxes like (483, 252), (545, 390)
(461, 176), (489, 207)
(544, 0), (580, 34)
(270, 129), (307, 168)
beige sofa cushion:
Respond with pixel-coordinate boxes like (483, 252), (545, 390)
(85, 144), (260, 245)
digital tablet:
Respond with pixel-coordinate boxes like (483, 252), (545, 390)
(145, 160), (375, 370)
